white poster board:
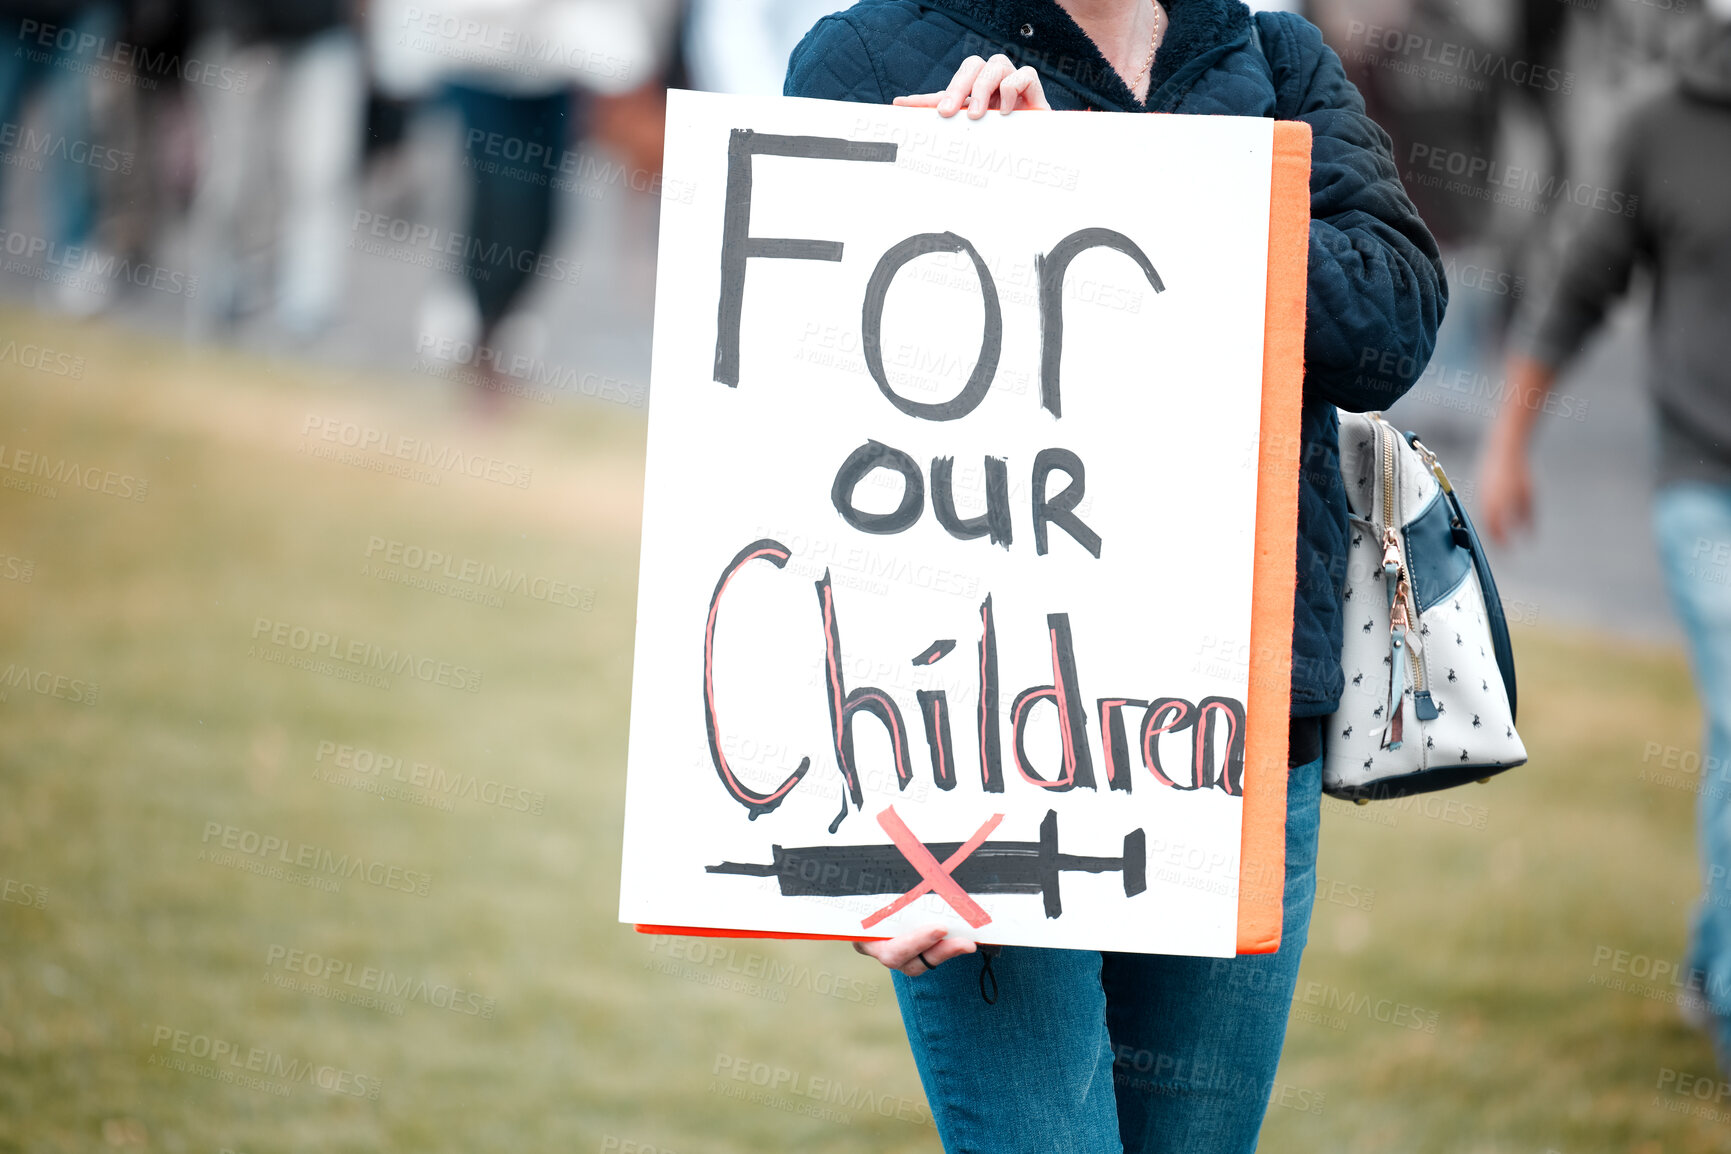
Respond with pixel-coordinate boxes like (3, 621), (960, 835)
(620, 90), (1274, 956)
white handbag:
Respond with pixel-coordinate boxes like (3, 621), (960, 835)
(1324, 411), (1527, 800)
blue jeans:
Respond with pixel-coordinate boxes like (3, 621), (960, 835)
(1654, 483), (1731, 1057)
(0, 5), (118, 250)
(892, 756), (1322, 1153)
(448, 84), (575, 328)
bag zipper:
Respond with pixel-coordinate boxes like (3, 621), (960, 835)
(1371, 418), (1430, 749)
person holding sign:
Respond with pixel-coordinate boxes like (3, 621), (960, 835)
(784, 2), (1447, 1150)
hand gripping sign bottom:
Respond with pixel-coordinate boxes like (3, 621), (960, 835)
(708, 805), (1147, 929)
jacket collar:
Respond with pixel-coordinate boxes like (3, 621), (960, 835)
(919, 0), (1250, 109)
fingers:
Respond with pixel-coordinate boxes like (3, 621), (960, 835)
(853, 925), (978, 977)
(900, 56), (1050, 117)
(915, 934), (979, 974)
(937, 55), (986, 117)
(1478, 452), (1534, 546)
(997, 66), (1050, 114)
(967, 54), (1018, 118)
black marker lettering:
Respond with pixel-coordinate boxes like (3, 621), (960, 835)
(1009, 613), (1096, 792)
(1141, 697), (1197, 790)
(1032, 448), (1102, 558)
(1194, 696), (1247, 795)
(1097, 698), (1149, 793)
(916, 690), (957, 791)
(831, 440), (924, 535)
(861, 232), (1003, 421)
(703, 539), (813, 818)
(931, 455), (1012, 548)
(714, 130), (897, 387)
(816, 571), (914, 832)
(978, 595), (1003, 793)
(1036, 228), (1164, 417)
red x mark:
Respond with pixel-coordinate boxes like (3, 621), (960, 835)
(860, 807), (1004, 931)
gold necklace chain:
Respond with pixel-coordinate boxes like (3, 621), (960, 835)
(1130, 2), (1165, 98)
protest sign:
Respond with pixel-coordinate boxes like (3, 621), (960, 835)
(620, 90), (1307, 956)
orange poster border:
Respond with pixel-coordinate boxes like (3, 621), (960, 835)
(1234, 120), (1311, 955)
(639, 120), (1314, 956)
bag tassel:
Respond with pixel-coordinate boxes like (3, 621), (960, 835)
(1382, 539), (1408, 751)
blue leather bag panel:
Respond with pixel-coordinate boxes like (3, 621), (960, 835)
(1402, 491), (1471, 615)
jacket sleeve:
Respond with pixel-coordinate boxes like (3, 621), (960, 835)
(783, 14), (888, 103)
(1262, 12), (1448, 414)
(1518, 104), (1649, 372)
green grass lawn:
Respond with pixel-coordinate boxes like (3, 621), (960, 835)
(0, 306), (1721, 1153)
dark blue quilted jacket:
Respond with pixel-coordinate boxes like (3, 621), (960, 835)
(786, 0), (1446, 718)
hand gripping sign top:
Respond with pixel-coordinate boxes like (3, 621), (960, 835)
(621, 90), (1309, 957)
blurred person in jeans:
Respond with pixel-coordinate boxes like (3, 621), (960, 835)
(0, 0), (121, 314)
(366, 0), (655, 402)
(1480, 0), (1731, 1068)
(186, 0), (364, 336)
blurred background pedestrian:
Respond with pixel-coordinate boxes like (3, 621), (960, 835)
(0, 0), (122, 315)
(367, 0), (661, 403)
(1480, 0), (1731, 1073)
(183, 0), (366, 337)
